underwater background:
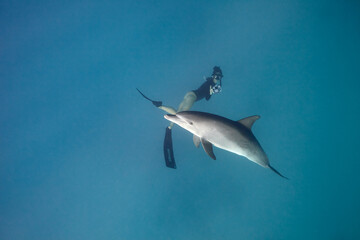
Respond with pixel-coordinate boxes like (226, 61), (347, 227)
(1, 0), (360, 239)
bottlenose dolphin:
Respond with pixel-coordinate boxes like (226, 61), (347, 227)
(164, 111), (287, 179)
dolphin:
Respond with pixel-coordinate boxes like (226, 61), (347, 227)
(164, 111), (287, 179)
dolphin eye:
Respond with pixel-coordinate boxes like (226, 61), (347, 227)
(188, 121), (193, 125)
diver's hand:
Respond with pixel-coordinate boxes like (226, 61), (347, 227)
(209, 85), (214, 95)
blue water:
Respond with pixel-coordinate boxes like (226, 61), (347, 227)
(1, 1), (360, 239)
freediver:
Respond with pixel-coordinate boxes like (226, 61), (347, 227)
(137, 66), (223, 168)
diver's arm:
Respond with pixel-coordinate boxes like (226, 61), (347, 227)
(206, 92), (212, 100)
(210, 85), (214, 95)
(205, 81), (215, 100)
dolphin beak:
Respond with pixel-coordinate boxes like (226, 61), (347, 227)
(164, 114), (175, 121)
(164, 114), (180, 124)
(164, 114), (186, 126)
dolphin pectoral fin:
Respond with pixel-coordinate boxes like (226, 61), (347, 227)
(268, 165), (288, 180)
(200, 138), (216, 160)
(193, 135), (201, 148)
(238, 115), (260, 130)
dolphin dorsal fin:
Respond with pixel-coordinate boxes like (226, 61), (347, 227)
(238, 115), (260, 130)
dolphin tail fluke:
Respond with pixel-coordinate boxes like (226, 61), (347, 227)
(268, 165), (288, 180)
(136, 88), (162, 107)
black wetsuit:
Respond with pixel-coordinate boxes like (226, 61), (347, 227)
(192, 77), (215, 101)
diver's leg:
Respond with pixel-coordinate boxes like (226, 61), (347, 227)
(158, 105), (177, 115)
(176, 91), (197, 112)
(167, 91), (197, 129)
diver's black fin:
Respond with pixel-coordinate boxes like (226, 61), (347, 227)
(136, 88), (162, 107)
(269, 165), (288, 180)
(164, 127), (176, 169)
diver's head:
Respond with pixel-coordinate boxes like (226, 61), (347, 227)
(212, 66), (223, 83)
